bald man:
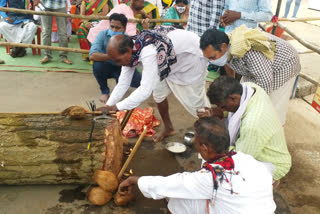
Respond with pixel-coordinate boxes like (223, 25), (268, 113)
(97, 26), (210, 142)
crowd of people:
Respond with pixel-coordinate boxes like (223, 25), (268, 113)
(0, 0), (302, 213)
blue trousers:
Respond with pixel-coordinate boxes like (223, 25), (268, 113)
(284, 0), (301, 18)
(93, 61), (141, 95)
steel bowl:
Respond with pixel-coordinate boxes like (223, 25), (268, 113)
(184, 131), (195, 146)
(165, 142), (187, 154)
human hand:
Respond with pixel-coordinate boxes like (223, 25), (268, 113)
(141, 18), (150, 30)
(197, 107), (224, 120)
(5, 17), (13, 24)
(220, 10), (241, 26)
(96, 105), (118, 113)
(197, 107), (213, 118)
(33, 0), (40, 7)
(118, 176), (139, 196)
(85, 22), (92, 29)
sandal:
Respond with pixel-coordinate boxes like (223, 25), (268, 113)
(40, 56), (51, 64)
(62, 58), (72, 65)
(0, 59), (5, 64)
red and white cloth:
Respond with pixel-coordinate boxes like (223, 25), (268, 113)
(116, 107), (160, 138)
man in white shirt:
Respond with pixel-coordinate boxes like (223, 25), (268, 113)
(97, 26), (210, 142)
(118, 117), (276, 214)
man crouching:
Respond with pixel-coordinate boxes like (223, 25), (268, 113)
(118, 117), (276, 214)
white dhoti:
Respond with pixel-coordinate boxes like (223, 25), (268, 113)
(153, 78), (211, 118)
(269, 76), (297, 125)
(0, 21), (37, 44)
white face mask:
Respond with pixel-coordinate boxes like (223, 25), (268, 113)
(176, 6), (186, 14)
(209, 50), (229, 66)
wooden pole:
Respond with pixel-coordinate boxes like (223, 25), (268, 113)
(117, 126), (147, 179)
(120, 109), (134, 131)
(279, 17), (320, 22)
(0, 42), (89, 54)
(0, 7), (188, 23)
(277, 22), (320, 55)
(298, 50), (314, 54)
(272, 0), (282, 35)
(0, 111), (115, 115)
(299, 73), (320, 87)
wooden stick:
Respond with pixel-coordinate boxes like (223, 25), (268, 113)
(0, 64), (93, 71)
(0, 7), (188, 23)
(277, 22), (320, 55)
(0, 111), (116, 115)
(298, 50), (314, 54)
(0, 42), (89, 54)
(299, 73), (320, 86)
(279, 17), (320, 22)
(117, 126), (148, 179)
(120, 109), (134, 131)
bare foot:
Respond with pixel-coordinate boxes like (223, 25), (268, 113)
(62, 58), (72, 65)
(40, 56), (51, 64)
(99, 94), (109, 104)
(153, 128), (175, 143)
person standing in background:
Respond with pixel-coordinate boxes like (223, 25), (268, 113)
(34, 0), (73, 64)
(186, 0), (225, 36)
(220, 0), (272, 33)
(284, 0), (301, 18)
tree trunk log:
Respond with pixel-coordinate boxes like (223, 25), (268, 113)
(0, 113), (125, 184)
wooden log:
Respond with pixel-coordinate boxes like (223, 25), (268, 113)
(0, 112), (124, 184)
(0, 42), (89, 54)
(277, 22), (320, 55)
(0, 7), (188, 23)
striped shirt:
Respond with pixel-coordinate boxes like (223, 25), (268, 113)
(235, 82), (291, 180)
(42, 0), (66, 9)
(186, 0), (225, 36)
(228, 33), (301, 94)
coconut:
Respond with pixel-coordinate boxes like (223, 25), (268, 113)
(93, 170), (119, 192)
(114, 191), (135, 206)
(88, 187), (112, 206)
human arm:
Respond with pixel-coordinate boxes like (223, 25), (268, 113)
(239, 0), (273, 23)
(89, 52), (110, 61)
(243, 51), (273, 93)
(97, 2), (109, 16)
(106, 66), (136, 107)
(89, 31), (110, 61)
(80, 0), (86, 15)
(0, 0), (8, 20)
(119, 171), (213, 200)
(107, 45), (158, 110)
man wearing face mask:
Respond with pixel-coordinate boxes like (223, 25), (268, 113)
(89, 13), (141, 103)
(200, 26), (301, 125)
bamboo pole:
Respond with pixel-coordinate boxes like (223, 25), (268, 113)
(299, 73), (320, 87)
(298, 50), (314, 54)
(0, 7), (188, 23)
(117, 126), (147, 180)
(120, 109), (134, 131)
(277, 22), (320, 55)
(0, 42), (89, 54)
(0, 111), (103, 115)
(279, 17), (320, 22)
(272, 0), (282, 35)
